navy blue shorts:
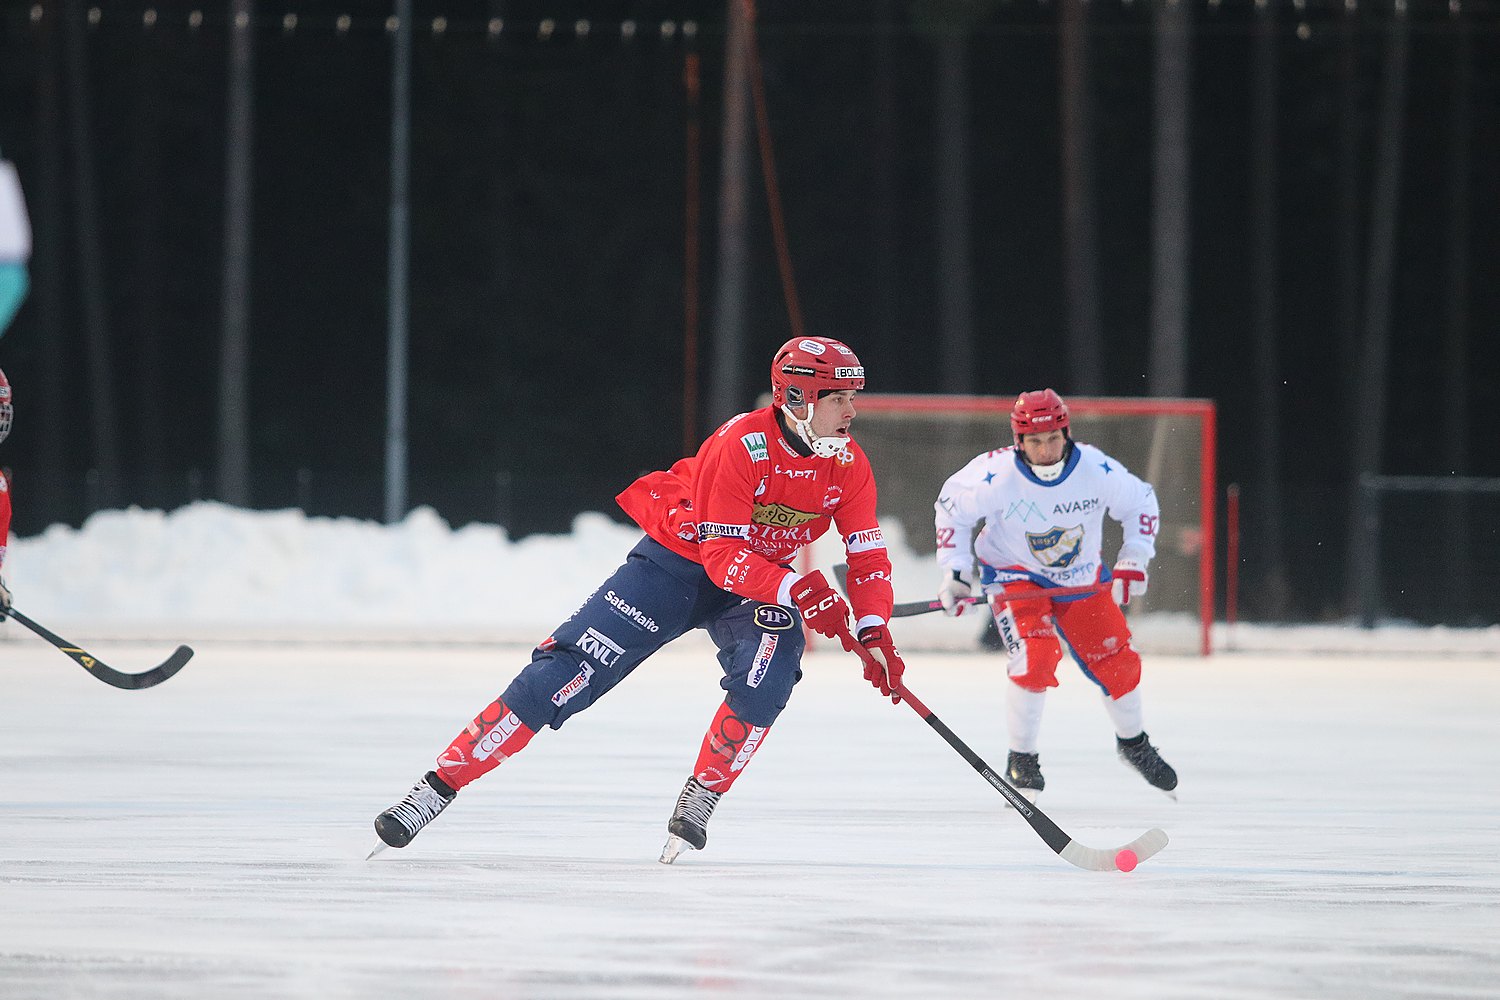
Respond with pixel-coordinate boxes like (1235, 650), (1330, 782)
(501, 537), (806, 731)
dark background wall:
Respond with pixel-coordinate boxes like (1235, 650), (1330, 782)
(0, 0), (1496, 624)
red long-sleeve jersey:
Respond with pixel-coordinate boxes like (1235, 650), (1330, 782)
(615, 407), (894, 625)
(0, 468), (11, 571)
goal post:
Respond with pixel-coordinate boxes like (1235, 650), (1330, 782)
(844, 394), (1217, 656)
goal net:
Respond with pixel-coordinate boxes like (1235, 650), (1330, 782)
(807, 395), (1217, 655)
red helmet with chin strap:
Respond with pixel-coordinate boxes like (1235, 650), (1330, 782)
(770, 337), (865, 411)
(0, 367), (11, 444)
(1010, 389), (1069, 442)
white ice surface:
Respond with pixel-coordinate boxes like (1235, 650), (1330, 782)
(2, 636), (1497, 999)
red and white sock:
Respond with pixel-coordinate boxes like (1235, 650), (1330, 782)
(435, 696), (537, 790)
(690, 699), (771, 793)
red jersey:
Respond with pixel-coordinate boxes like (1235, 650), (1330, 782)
(0, 468), (10, 571)
(616, 407), (894, 624)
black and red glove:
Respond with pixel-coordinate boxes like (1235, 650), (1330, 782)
(856, 625), (906, 705)
(790, 570), (853, 641)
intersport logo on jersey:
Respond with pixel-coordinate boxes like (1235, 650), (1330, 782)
(551, 662), (596, 707)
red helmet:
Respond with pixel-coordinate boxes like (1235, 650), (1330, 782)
(0, 367), (10, 444)
(1010, 389), (1069, 440)
(770, 337), (865, 410)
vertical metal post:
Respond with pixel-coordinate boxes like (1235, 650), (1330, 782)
(385, 0), (412, 524)
(682, 49), (701, 455)
(934, 29), (973, 392)
(1149, 0), (1191, 398)
(1249, 0), (1286, 615)
(218, 0), (255, 506)
(1354, 474), (1382, 628)
(709, 0), (753, 423)
(1059, 0), (1102, 393)
(1344, 5), (1407, 616)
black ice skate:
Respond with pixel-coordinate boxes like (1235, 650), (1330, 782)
(1006, 750), (1045, 804)
(1117, 732), (1178, 799)
(658, 777), (723, 864)
(368, 771), (457, 859)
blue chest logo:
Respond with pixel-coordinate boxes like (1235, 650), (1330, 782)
(1026, 525), (1085, 568)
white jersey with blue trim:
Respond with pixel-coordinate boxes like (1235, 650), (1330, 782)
(934, 441), (1159, 589)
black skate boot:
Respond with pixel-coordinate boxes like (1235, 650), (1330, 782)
(1117, 732), (1178, 798)
(368, 771), (457, 858)
(1005, 751), (1045, 804)
(659, 777), (723, 864)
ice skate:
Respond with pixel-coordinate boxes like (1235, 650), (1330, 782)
(1005, 750), (1045, 805)
(368, 771), (457, 859)
(1117, 732), (1178, 799)
(658, 777), (722, 864)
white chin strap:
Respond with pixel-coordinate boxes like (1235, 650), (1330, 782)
(1030, 457), (1066, 481)
(782, 402), (848, 459)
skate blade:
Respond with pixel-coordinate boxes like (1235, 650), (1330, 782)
(365, 841), (391, 861)
(658, 834), (695, 865)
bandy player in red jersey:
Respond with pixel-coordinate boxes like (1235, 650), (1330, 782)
(371, 338), (907, 863)
(0, 368), (13, 623)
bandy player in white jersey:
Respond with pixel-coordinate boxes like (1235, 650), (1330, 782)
(933, 389), (1177, 800)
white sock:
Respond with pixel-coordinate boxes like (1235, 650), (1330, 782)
(1103, 688), (1144, 740)
(1007, 683), (1047, 754)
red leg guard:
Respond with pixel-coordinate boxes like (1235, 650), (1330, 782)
(435, 695), (537, 790)
(994, 584), (1064, 692)
(691, 699), (770, 793)
(1054, 592), (1142, 698)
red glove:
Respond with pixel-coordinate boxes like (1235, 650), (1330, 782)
(856, 625), (906, 705)
(1111, 559), (1149, 606)
(790, 570), (853, 640)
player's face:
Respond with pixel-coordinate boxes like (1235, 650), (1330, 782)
(809, 390), (858, 441)
(1020, 429), (1067, 466)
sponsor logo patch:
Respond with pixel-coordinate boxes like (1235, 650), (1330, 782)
(1005, 500), (1047, 522)
(846, 527), (886, 553)
(753, 605), (795, 631)
(741, 432), (769, 463)
(752, 503), (820, 528)
(797, 339), (826, 355)
(997, 612), (1025, 659)
(699, 521), (750, 541)
(604, 590), (661, 632)
(578, 627), (624, 667)
(1053, 497), (1101, 515)
(833, 366), (863, 379)
(731, 724), (767, 772)
(747, 633), (778, 688)
(551, 662), (596, 707)
(474, 708), (526, 760)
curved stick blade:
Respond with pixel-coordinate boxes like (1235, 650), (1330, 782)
(1059, 827), (1169, 872)
(101, 645), (195, 690)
